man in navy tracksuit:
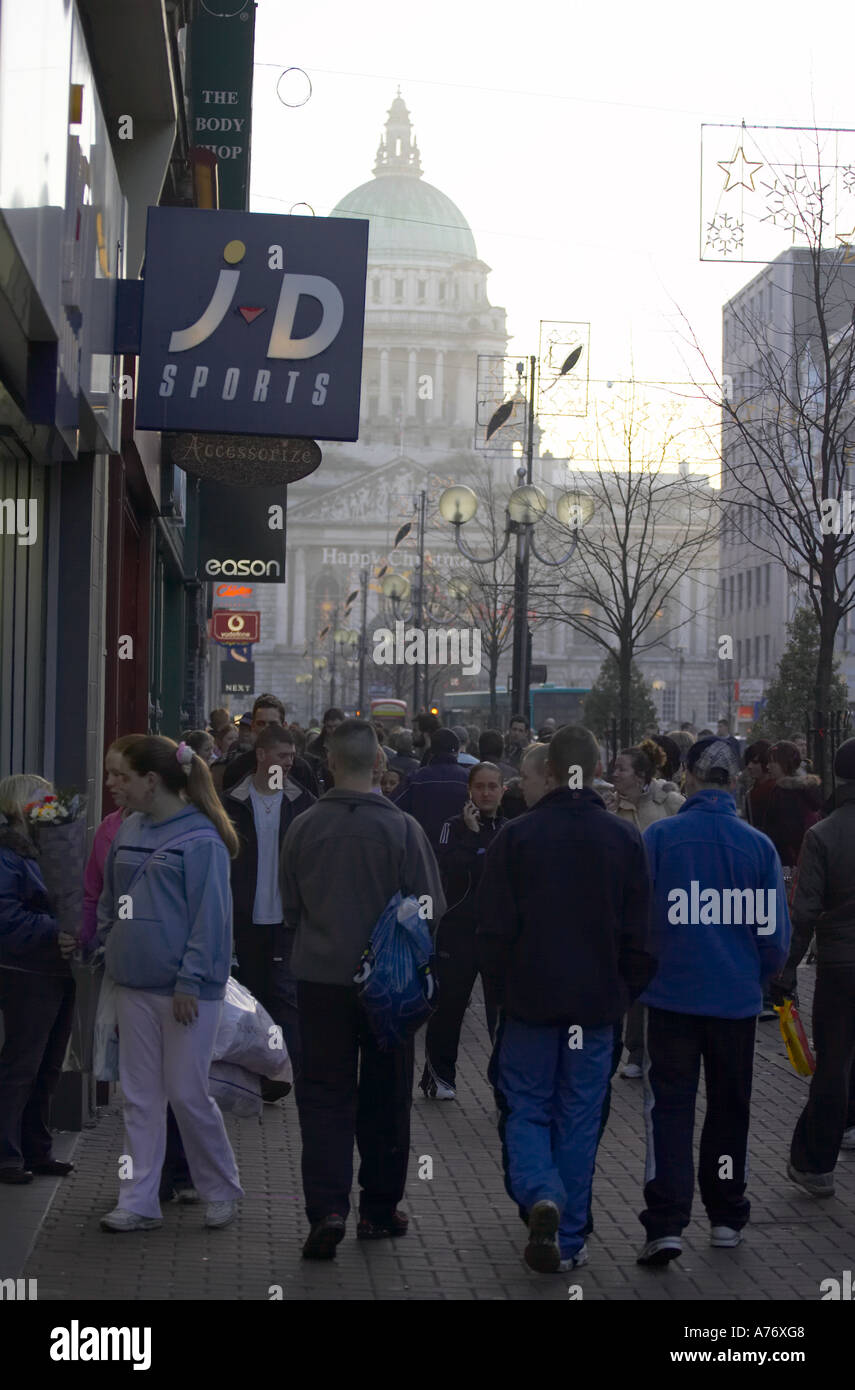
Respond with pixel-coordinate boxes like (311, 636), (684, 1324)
(392, 728), (469, 854)
(476, 724), (655, 1274)
(637, 738), (790, 1266)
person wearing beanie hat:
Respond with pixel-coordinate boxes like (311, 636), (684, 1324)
(636, 737), (790, 1266)
(392, 729), (469, 853)
(771, 736), (855, 1192)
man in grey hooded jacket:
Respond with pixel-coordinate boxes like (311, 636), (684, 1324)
(280, 719), (445, 1261)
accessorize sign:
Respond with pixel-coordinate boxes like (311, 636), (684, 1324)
(135, 208), (368, 440)
(165, 431), (321, 486)
(199, 478), (287, 584)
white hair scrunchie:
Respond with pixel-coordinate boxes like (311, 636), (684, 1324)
(176, 741), (194, 775)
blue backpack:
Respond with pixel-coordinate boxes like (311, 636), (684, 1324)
(353, 891), (438, 1050)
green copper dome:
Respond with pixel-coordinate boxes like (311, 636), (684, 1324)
(332, 175), (477, 259)
(330, 93), (477, 260)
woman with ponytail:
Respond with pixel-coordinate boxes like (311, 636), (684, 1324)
(97, 736), (243, 1233)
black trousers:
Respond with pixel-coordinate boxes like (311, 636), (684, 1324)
(791, 966), (855, 1173)
(296, 980), (414, 1226)
(422, 920), (497, 1089)
(233, 922), (301, 1082)
(641, 1006), (756, 1239)
(0, 970), (75, 1170)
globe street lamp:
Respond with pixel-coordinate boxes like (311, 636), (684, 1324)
(438, 472), (593, 716)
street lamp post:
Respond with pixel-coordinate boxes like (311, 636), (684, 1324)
(412, 489), (427, 717)
(438, 473), (593, 724)
(357, 568), (369, 716)
(312, 655), (327, 722)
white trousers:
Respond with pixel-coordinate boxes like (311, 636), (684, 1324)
(114, 987), (243, 1218)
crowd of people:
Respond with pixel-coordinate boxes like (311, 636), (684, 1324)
(0, 697), (853, 1277)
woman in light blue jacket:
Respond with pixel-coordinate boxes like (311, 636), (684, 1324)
(97, 736), (243, 1234)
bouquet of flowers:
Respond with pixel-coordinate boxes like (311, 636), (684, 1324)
(24, 789), (88, 940)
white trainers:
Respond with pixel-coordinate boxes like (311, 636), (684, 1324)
(100, 1208), (162, 1234)
(420, 1075), (456, 1100)
(710, 1225), (743, 1247)
(176, 1187), (201, 1204)
(559, 1243), (589, 1271)
(841, 1128), (855, 1151)
(621, 1063), (643, 1079)
(205, 1199), (238, 1229)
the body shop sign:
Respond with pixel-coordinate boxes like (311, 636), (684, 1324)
(135, 208), (368, 440)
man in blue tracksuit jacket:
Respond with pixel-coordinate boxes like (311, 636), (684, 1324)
(637, 737), (790, 1266)
(476, 724), (656, 1274)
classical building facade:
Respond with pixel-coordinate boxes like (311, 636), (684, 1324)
(215, 95), (721, 730)
(226, 93), (513, 718)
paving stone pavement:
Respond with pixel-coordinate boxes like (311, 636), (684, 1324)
(18, 964), (855, 1301)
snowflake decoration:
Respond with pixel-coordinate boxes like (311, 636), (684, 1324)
(704, 213), (744, 256)
(842, 165), (855, 195)
(761, 168), (829, 238)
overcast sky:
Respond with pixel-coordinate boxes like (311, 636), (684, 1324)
(249, 0), (854, 467)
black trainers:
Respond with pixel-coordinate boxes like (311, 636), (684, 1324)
(302, 1213), (346, 1260)
(419, 1065), (456, 1101)
(261, 1078), (292, 1105)
(524, 1199), (561, 1274)
(28, 1160), (74, 1177)
(0, 1167), (33, 1185)
(357, 1210), (409, 1240)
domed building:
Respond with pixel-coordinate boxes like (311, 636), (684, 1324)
(237, 94), (512, 718)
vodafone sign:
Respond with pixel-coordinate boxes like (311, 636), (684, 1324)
(212, 610), (260, 644)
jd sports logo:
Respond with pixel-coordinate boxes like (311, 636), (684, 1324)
(168, 239), (343, 359)
(136, 207), (368, 441)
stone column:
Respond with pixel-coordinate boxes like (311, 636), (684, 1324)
(292, 548), (306, 649)
(379, 349), (390, 416)
(433, 349), (444, 421)
(407, 348), (417, 417)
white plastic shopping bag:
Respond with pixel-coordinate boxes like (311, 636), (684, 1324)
(212, 976), (293, 1085)
(92, 970), (120, 1082)
(208, 1060), (262, 1118)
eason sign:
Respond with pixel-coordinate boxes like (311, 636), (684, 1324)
(135, 208), (368, 440)
(212, 610), (260, 644)
(199, 478), (287, 584)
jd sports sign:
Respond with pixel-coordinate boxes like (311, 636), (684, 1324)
(135, 208), (368, 440)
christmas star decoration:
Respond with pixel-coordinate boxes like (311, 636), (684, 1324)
(717, 147), (764, 193)
(836, 224), (855, 263)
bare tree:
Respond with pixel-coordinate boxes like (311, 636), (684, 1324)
(679, 168), (855, 787)
(537, 384), (719, 745)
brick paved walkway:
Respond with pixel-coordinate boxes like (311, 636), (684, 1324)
(18, 965), (855, 1301)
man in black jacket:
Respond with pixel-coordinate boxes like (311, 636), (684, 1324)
(476, 723), (655, 1274)
(392, 728), (469, 852)
(221, 694), (321, 800)
(420, 762), (506, 1100)
(773, 737), (855, 1193)
(305, 708), (345, 792)
(224, 723), (315, 1091)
